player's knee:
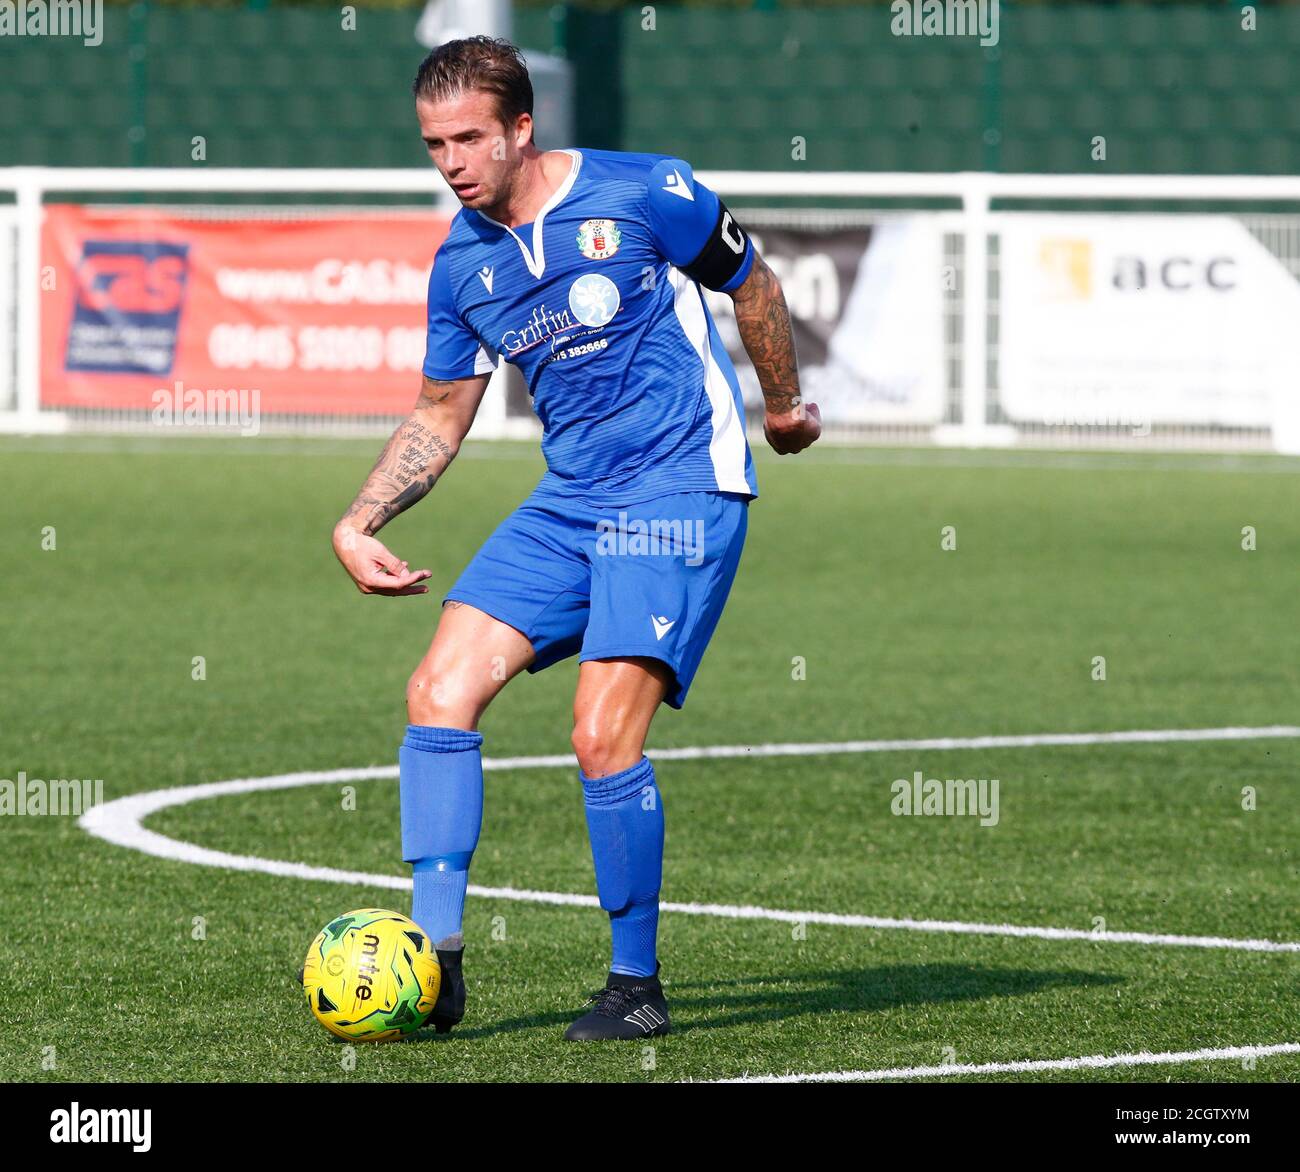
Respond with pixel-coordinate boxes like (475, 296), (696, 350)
(570, 721), (641, 779)
(406, 664), (479, 729)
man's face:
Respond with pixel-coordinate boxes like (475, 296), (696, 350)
(416, 88), (529, 211)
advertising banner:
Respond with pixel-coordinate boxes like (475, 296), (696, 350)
(0, 210), (13, 412)
(41, 205), (452, 416)
(998, 214), (1300, 431)
(40, 206), (949, 429)
(704, 217), (946, 425)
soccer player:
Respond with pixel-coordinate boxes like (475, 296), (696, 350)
(331, 36), (820, 1041)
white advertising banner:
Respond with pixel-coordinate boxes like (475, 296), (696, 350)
(0, 210), (13, 412)
(998, 214), (1300, 437)
(705, 216), (946, 425)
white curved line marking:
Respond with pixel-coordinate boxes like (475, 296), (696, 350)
(705, 1042), (1300, 1083)
(78, 725), (1300, 953)
(493, 724), (1300, 762)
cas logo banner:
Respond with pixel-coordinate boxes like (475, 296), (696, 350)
(67, 240), (190, 375)
(40, 204), (452, 414)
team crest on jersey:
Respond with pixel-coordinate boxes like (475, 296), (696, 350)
(576, 219), (621, 260)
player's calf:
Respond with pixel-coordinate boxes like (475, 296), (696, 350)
(399, 723), (484, 1035)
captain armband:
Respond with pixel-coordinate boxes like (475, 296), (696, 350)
(680, 199), (752, 291)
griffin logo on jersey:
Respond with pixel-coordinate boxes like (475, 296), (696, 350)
(568, 274), (621, 328)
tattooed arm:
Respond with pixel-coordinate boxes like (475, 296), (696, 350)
(332, 373), (490, 596)
(728, 251), (821, 455)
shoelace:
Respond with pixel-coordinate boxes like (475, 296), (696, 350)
(583, 983), (648, 1018)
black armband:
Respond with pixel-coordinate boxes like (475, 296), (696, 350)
(681, 199), (751, 291)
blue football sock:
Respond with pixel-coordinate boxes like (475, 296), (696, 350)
(580, 756), (663, 978)
(399, 724), (484, 947)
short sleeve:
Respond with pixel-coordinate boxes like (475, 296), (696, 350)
(645, 157), (755, 293)
(422, 250), (498, 381)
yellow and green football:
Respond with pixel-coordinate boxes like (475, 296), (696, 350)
(301, 908), (441, 1042)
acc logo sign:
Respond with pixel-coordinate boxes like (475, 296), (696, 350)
(568, 273), (620, 328)
(1038, 239), (1092, 301)
(576, 219), (621, 260)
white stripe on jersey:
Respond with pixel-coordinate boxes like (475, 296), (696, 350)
(668, 266), (750, 495)
(471, 149), (583, 279)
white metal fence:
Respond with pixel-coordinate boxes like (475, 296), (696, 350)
(3, 167), (1300, 452)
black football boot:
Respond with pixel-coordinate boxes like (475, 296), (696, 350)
(425, 933), (466, 1034)
(564, 963), (671, 1041)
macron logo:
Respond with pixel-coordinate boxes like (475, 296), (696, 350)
(651, 615), (675, 641)
(477, 266), (494, 294)
(661, 170), (694, 201)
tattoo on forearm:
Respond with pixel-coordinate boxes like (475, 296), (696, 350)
(417, 379), (455, 408)
(732, 258), (801, 415)
(340, 415), (456, 535)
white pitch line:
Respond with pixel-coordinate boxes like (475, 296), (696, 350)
(638, 724), (1300, 760)
(77, 724), (1300, 954)
(705, 1041), (1300, 1083)
(15, 436), (1298, 477)
(777, 447), (1300, 477)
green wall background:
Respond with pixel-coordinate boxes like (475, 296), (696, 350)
(1, 4), (1296, 173)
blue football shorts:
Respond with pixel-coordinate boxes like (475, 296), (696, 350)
(444, 489), (749, 709)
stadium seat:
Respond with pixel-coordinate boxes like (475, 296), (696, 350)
(1, 2), (1298, 179)
(1167, 9), (1217, 49)
(1095, 53), (1138, 93)
(1118, 7), (1167, 50)
(1200, 54), (1239, 93)
(1172, 93), (1214, 134)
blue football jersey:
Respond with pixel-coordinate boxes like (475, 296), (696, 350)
(422, 148), (759, 505)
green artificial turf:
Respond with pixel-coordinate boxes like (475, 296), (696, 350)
(0, 435), (1296, 1082)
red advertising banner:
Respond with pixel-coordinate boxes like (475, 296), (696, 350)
(41, 205), (453, 415)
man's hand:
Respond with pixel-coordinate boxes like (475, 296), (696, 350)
(729, 254), (819, 455)
(332, 524), (432, 597)
(764, 398), (822, 455)
(330, 374), (488, 598)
